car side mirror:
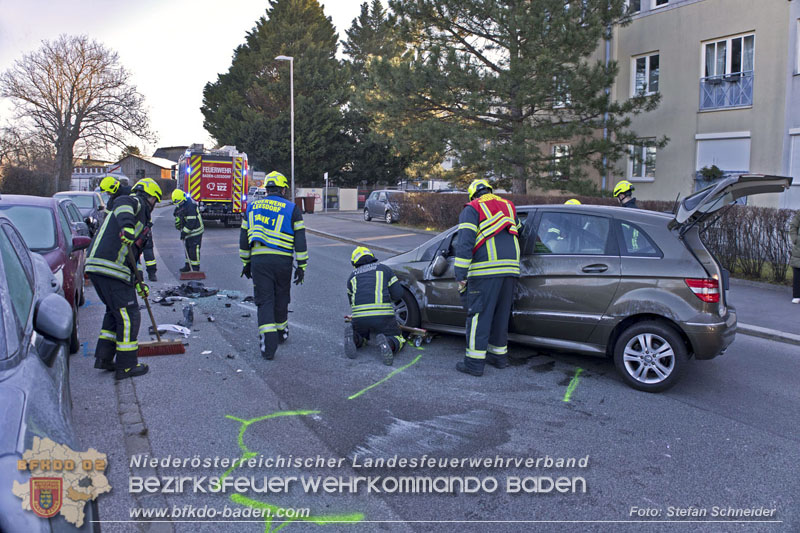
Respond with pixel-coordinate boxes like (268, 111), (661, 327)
(34, 293), (73, 365)
(72, 236), (91, 250)
(431, 254), (449, 277)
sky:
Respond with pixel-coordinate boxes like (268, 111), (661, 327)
(0, 0), (369, 158)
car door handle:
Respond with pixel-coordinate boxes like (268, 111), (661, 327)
(582, 264), (608, 273)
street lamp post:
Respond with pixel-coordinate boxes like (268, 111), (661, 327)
(275, 55), (294, 201)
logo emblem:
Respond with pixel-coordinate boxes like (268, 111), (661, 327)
(30, 478), (63, 518)
(207, 182), (216, 191)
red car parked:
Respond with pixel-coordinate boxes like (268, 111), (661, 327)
(0, 194), (91, 353)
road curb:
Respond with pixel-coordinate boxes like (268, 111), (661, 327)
(305, 227), (403, 254)
(738, 323), (800, 346)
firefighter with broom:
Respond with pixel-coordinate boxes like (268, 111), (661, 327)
(172, 189), (204, 273)
(86, 177), (162, 379)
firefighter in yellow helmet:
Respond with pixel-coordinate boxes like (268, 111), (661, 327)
(86, 177), (161, 379)
(171, 189), (204, 273)
(239, 171), (308, 360)
(453, 179), (521, 376)
(344, 246), (406, 365)
(613, 180), (638, 208)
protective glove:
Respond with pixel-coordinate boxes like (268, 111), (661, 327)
(457, 280), (468, 294)
(241, 263), (252, 279)
(120, 227), (136, 246)
(174, 217), (182, 230)
(293, 266), (305, 285)
(136, 282), (149, 298)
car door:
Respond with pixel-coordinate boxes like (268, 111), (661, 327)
(366, 191), (379, 214)
(511, 209), (621, 343)
(63, 201), (90, 237)
(420, 227), (465, 326)
(55, 206), (81, 303)
(377, 191), (388, 214)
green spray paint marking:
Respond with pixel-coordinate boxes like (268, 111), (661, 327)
(219, 409), (364, 532)
(347, 353), (423, 400)
(562, 367), (584, 402)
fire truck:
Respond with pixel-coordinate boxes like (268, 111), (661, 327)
(176, 145), (249, 227)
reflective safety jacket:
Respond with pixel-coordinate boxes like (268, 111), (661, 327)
(174, 199), (204, 238)
(239, 195), (308, 267)
(86, 194), (150, 283)
(454, 193), (521, 281)
(347, 260), (404, 318)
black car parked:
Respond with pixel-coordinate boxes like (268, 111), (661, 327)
(0, 215), (100, 532)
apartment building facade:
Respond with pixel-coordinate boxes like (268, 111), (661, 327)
(608, 0), (800, 207)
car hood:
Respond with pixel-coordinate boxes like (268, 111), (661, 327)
(671, 174), (792, 230)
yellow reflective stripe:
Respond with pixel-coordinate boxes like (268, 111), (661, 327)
(375, 270), (384, 304)
(117, 341), (138, 351)
(114, 205), (134, 216)
(388, 276), (398, 286)
(469, 314), (479, 352)
(514, 235), (520, 259)
(295, 251), (309, 261)
(259, 324), (277, 334)
(486, 237), (497, 261)
(251, 247), (293, 257)
(241, 220), (249, 229)
(86, 257), (129, 274)
(467, 266), (520, 277)
(352, 303), (394, 311)
(276, 321), (288, 330)
(239, 250), (251, 258)
(120, 308), (131, 345)
(471, 259), (520, 268)
(352, 309), (396, 318)
(350, 277), (357, 306)
(454, 257), (472, 268)
(145, 260), (157, 266)
(99, 329), (116, 341)
(488, 344), (507, 355)
(466, 349), (486, 359)
(293, 221), (305, 231)
(458, 222), (478, 233)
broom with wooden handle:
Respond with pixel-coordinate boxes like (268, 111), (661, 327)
(126, 246), (185, 355)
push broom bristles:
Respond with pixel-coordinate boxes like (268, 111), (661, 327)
(138, 340), (185, 356)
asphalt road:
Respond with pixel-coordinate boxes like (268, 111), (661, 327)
(68, 207), (800, 532)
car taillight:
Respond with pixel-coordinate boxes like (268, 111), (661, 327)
(685, 278), (720, 303)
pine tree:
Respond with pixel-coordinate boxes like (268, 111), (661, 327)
(201, 0), (349, 186)
(372, 0), (663, 194)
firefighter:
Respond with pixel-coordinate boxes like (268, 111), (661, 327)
(239, 171), (308, 360)
(344, 247), (405, 365)
(102, 176), (157, 280)
(453, 178), (521, 376)
(613, 180), (639, 208)
(172, 189), (204, 272)
(86, 177), (162, 379)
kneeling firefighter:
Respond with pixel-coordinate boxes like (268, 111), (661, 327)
(453, 178), (521, 376)
(86, 178), (162, 379)
(344, 246), (405, 365)
(172, 189), (204, 272)
(239, 171), (308, 360)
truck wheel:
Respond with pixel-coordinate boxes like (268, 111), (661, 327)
(612, 321), (687, 393)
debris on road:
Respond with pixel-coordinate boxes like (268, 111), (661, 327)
(154, 281), (219, 300)
(179, 304), (194, 328)
(208, 315), (215, 322)
(241, 313), (251, 318)
(201, 350), (212, 355)
(148, 324), (191, 338)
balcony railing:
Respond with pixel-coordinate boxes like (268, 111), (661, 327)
(699, 71), (753, 110)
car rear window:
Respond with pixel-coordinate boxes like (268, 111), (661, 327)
(56, 194), (94, 208)
(0, 205), (57, 251)
(535, 212), (612, 255)
(617, 221), (662, 257)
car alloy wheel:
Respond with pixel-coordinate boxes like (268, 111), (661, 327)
(385, 210), (393, 224)
(613, 321), (687, 392)
(622, 333), (674, 385)
(363, 208), (371, 221)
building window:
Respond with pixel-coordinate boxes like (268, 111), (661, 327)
(632, 53), (659, 96)
(553, 76), (571, 108)
(629, 140), (656, 180)
(654, 0), (668, 6)
(700, 33), (754, 110)
(629, 0), (640, 13)
(550, 144), (571, 180)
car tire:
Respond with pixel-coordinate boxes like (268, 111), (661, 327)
(613, 321), (687, 393)
(78, 278), (85, 307)
(394, 289), (421, 328)
(69, 303), (80, 355)
(363, 208), (371, 221)
(385, 210), (394, 224)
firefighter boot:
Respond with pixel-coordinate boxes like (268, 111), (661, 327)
(191, 264), (201, 272)
(147, 269), (158, 282)
(179, 263), (191, 273)
(456, 358), (484, 377)
(115, 363), (149, 380)
(94, 358), (115, 371)
(344, 323), (358, 359)
(487, 353), (509, 369)
(278, 326), (289, 345)
(376, 334), (394, 366)
(260, 333), (275, 360)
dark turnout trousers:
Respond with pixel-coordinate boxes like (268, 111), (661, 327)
(90, 274), (141, 370)
(463, 276), (516, 372)
(252, 254), (293, 358)
(143, 236), (156, 278)
(185, 234), (202, 271)
(353, 315), (404, 352)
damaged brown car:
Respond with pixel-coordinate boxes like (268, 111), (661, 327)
(385, 175), (791, 392)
